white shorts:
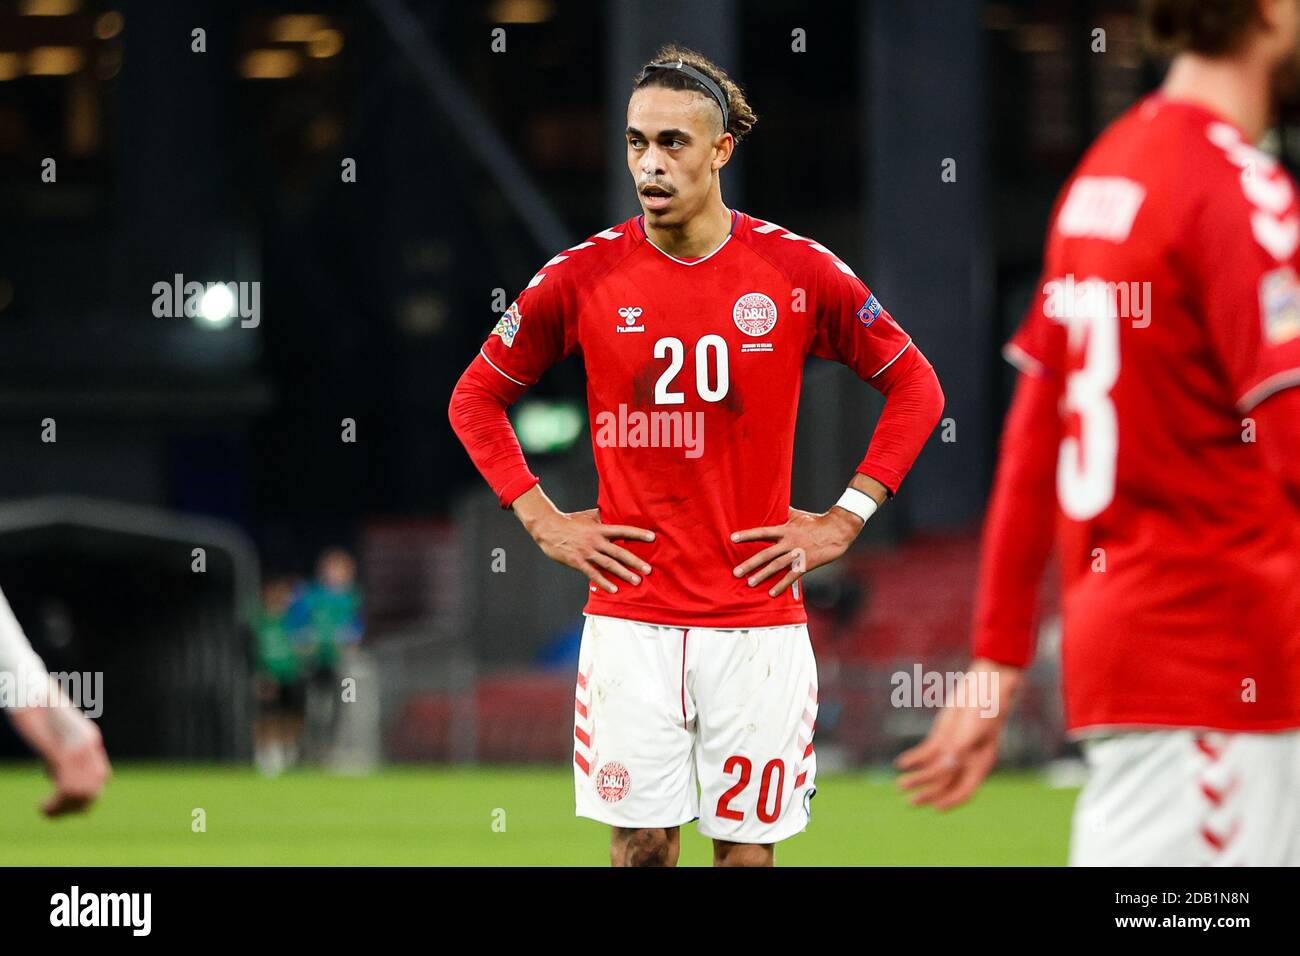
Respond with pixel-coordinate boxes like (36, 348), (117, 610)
(572, 614), (819, 844)
(1069, 729), (1300, 866)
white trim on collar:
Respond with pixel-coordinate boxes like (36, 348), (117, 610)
(640, 209), (736, 265)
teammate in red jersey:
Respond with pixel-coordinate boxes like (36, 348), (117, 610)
(900, 0), (1300, 864)
(450, 45), (943, 866)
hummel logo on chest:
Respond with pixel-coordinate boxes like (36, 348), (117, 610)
(616, 306), (645, 333)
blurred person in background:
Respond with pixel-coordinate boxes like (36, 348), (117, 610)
(252, 577), (306, 777)
(901, 0), (1300, 865)
(0, 587), (110, 816)
(294, 548), (363, 762)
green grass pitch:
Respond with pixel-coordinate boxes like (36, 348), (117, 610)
(0, 764), (1076, 866)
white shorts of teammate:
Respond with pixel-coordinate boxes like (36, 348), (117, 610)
(1069, 729), (1300, 866)
(572, 614), (819, 845)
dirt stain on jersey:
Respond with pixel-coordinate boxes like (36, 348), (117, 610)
(720, 382), (745, 416)
(631, 364), (658, 408)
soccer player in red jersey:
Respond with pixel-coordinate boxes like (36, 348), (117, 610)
(450, 45), (944, 866)
(900, 0), (1300, 864)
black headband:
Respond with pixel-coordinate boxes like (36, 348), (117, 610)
(636, 59), (730, 132)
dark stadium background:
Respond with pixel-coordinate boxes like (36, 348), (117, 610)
(0, 0), (1207, 770)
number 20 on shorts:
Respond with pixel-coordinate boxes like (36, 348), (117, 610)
(716, 755), (786, 823)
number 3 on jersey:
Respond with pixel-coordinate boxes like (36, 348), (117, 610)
(1055, 278), (1119, 520)
(654, 335), (730, 404)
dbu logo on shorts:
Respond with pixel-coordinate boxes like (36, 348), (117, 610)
(596, 762), (631, 803)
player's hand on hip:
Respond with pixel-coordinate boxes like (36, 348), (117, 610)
(511, 485), (654, 594)
(730, 506), (862, 597)
(894, 658), (1023, 811)
(528, 506), (654, 595)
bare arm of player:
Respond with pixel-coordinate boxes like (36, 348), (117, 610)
(8, 700), (112, 817)
(449, 355), (655, 594)
(896, 368), (1059, 810)
(0, 588), (110, 816)
(731, 343), (944, 597)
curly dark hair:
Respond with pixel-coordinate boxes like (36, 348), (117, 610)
(632, 44), (758, 144)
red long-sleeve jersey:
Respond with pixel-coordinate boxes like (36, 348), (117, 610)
(450, 210), (943, 628)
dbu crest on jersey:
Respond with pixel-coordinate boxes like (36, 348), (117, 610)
(1260, 265), (1300, 345)
(733, 292), (778, 336)
(492, 301), (523, 347)
(857, 294), (883, 328)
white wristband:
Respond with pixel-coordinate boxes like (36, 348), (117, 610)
(834, 487), (879, 525)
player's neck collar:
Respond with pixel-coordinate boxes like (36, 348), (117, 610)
(637, 208), (737, 265)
